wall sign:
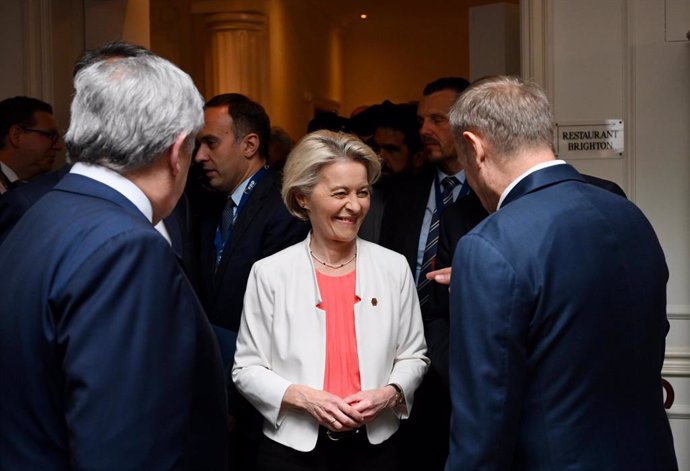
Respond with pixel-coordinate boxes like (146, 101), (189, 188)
(555, 120), (624, 159)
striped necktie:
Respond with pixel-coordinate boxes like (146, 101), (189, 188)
(417, 176), (459, 307)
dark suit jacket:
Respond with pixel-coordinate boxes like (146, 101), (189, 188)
(379, 165), (436, 272)
(427, 174), (626, 385)
(0, 166), (193, 268)
(423, 190), (488, 383)
(0, 165), (69, 245)
(195, 169), (309, 332)
(0, 174), (227, 470)
(447, 164), (677, 470)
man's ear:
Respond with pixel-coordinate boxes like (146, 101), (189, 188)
(462, 131), (486, 167)
(7, 125), (23, 148)
(168, 133), (189, 177)
(242, 133), (260, 158)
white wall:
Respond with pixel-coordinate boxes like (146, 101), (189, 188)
(523, 0), (690, 468)
(469, 2), (520, 80)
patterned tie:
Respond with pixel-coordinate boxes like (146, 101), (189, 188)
(220, 196), (236, 242)
(417, 176), (460, 307)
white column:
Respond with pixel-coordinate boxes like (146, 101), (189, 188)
(204, 11), (267, 100)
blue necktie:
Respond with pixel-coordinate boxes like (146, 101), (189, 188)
(417, 176), (459, 307)
(220, 197), (236, 242)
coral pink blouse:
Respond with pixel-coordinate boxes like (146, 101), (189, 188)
(316, 269), (361, 398)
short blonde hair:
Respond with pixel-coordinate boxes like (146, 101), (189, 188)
(282, 130), (381, 221)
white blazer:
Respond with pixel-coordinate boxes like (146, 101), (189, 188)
(232, 235), (429, 452)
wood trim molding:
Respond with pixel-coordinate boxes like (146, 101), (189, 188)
(668, 305), (690, 320)
(624, 0), (636, 201)
(520, 0), (554, 108)
(666, 405), (690, 420)
(663, 350), (690, 377)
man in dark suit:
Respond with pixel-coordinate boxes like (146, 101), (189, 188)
(446, 75), (677, 470)
(0, 164), (194, 269)
(194, 93), (308, 468)
(379, 77), (470, 288)
(427, 174), (626, 387)
(0, 45), (227, 470)
(0, 96), (63, 193)
(0, 43), (194, 268)
(194, 93), (307, 333)
(377, 77), (470, 471)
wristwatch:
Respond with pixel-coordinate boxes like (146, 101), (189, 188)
(387, 383), (405, 406)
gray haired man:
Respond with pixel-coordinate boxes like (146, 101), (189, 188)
(0, 44), (227, 469)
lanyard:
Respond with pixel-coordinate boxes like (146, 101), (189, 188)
(214, 167), (267, 266)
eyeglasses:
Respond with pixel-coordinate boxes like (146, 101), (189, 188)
(19, 126), (61, 145)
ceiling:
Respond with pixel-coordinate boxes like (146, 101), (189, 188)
(307, 0), (467, 27)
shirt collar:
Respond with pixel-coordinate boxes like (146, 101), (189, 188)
(497, 160), (566, 210)
(437, 168), (465, 185)
(0, 161), (19, 182)
(70, 162), (153, 223)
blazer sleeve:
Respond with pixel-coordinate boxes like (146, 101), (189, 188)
(58, 231), (226, 469)
(447, 233), (530, 471)
(232, 263), (293, 428)
(388, 255), (430, 417)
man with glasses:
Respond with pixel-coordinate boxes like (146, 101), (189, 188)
(0, 96), (62, 193)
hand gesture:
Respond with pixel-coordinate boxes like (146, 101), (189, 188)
(426, 267), (452, 286)
(343, 386), (398, 424)
(282, 384), (364, 431)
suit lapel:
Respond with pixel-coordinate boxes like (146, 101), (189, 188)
(501, 164), (585, 208)
(213, 171), (277, 282)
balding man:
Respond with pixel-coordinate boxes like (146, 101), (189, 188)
(446, 75), (677, 471)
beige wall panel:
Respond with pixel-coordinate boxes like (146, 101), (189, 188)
(342, 8), (469, 115)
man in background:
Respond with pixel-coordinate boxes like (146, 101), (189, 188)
(0, 44), (227, 469)
(378, 77), (471, 471)
(351, 100), (422, 243)
(446, 75), (676, 470)
(0, 42), (194, 267)
(194, 92), (308, 469)
(0, 96), (62, 193)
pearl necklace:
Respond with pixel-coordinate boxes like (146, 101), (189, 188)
(310, 250), (357, 269)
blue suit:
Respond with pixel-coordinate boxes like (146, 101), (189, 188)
(0, 165), (194, 271)
(194, 169), (308, 332)
(447, 164), (677, 470)
(0, 174), (227, 470)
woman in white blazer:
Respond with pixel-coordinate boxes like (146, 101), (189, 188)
(232, 130), (428, 470)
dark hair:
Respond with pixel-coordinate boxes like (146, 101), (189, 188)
(374, 102), (421, 156)
(350, 101), (421, 156)
(0, 96), (53, 149)
(307, 112), (351, 134)
(205, 93), (271, 160)
(72, 41), (153, 77)
(423, 77), (471, 96)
